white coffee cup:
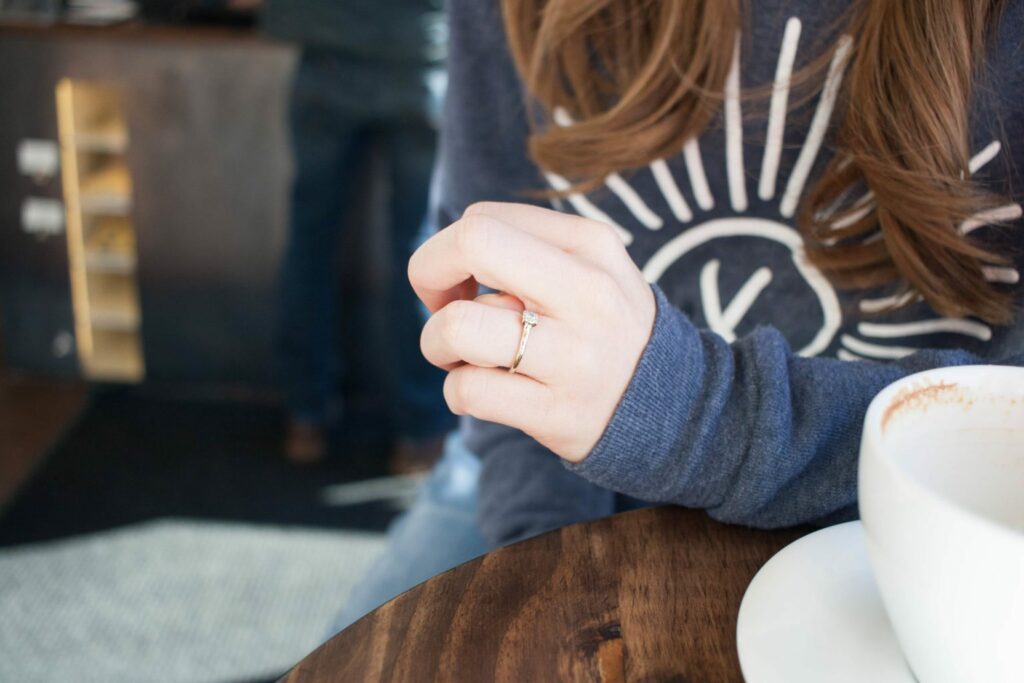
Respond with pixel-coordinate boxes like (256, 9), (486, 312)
(859, 365), (1024, 683)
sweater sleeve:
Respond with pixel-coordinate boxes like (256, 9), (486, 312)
(565, 284), (1024, 528)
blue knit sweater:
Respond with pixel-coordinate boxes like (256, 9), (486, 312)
(435, 0), (1024, 544)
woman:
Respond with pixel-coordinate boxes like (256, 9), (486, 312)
(332, 0), (1023, 630)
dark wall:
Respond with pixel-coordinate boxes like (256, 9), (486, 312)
(1, 27), (402, 402)
(0, 35), (76, 376)
(0, 28), (298, 387)
(123, 39), (295, 386)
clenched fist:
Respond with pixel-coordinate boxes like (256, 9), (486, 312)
(409, 202), (656, 462)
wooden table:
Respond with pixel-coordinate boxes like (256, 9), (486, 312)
(282, 507), (806, 682)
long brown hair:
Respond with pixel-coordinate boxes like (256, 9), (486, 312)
(503, 0), (1016, 324)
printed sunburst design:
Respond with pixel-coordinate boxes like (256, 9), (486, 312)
(544, 18), (1022, 360)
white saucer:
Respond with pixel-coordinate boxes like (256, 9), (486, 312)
(736, 521), (915, 683)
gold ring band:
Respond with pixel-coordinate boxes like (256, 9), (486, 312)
(509, 310), (539, 374)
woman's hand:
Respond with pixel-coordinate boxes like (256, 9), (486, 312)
(409, 202), (656, 463)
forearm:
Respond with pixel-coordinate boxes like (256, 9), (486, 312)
(567, 285), (1024, 528)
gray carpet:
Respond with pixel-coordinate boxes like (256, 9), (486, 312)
(0, 520), (385, 683)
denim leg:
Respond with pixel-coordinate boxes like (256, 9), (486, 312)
(276, 53), (369, 424)
(327, 433), (491, 636)
(385, 119), (455, 437)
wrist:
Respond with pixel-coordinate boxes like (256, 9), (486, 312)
(566, 285), (704, 490)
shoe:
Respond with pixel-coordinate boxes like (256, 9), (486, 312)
(284, 418), (327, 465)
(388, 434), (446, 475)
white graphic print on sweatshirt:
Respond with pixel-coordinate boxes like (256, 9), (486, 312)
(544, 18), (1022, 361)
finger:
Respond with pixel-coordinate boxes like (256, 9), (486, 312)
(408, 212), (593, 315)
(463, 202), (630, 272)
(421, 299), (563, 382)
(454, 276), (480, 303)
(443, 365), (552, 437)
(474, 292), (524, 312)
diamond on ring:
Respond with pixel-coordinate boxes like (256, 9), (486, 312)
(510, 310), (539, 374)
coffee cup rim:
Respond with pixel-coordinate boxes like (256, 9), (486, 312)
(862, 364), (1024, 542)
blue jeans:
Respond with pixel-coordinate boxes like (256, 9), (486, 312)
(329, 434), (492, 634)
(277, 50), (452, 436)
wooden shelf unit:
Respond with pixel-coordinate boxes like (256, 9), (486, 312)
(86, 271), (141, 329)
(79, 158), (132, 214)
(88, 330), (145, 381)
(56, 79), (145, 382)
(84, 215), (137, 273)
(75, 117), (129, 154)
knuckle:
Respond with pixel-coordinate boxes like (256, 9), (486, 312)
(463, 201), (497, 218)
(452, 373), (472, 409)
(595, 221), (625, 251)
(406, 249), (423, 287)
(420, 319), (434, 359)
(448, 368), (486, 414)
(590, 269), (621, 301)
(440, 300), (475, 348)
(455, 214), (493, 260)
(442, 372), (462, 413)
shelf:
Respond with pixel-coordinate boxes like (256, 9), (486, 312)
(84, 249), (136, 273)
(84, 215), (136, 272)
(76, 117), (129, 153)
(79, 160), (132, 214)
(86, 271), (140, 329)
(65, 81), (124, 137)
(57, 77), (145, 383)
(85, 329), (144, 381)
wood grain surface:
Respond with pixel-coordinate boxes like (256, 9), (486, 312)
(282, 507), (805, 682)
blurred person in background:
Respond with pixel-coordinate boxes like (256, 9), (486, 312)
(261, 0), (453, 468)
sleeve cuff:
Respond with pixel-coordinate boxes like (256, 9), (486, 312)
(564, 284), (704, 496)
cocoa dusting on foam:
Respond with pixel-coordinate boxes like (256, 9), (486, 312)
(882, 381), (961, 433)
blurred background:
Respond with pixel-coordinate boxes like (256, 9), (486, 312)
(0, 0), (451, 680)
